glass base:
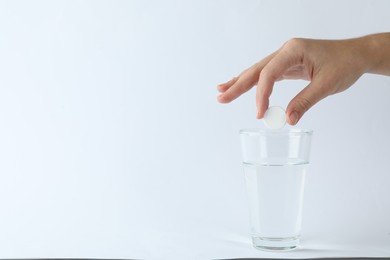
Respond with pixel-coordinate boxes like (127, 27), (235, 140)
(252, 236), (299, 251)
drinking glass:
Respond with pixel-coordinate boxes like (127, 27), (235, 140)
(240, 128), (313, 251)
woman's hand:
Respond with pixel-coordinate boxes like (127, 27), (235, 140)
(217, 33), (390, 125)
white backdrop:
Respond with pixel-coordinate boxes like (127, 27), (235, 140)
(0, 0), (389, 259)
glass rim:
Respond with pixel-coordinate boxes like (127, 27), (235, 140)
(239, 128), (313, 136)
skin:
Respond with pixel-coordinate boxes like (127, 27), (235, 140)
(217, 33), (390, 125)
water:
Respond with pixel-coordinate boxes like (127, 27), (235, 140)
(243, 161), (307, 250)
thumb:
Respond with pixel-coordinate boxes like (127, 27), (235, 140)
(286, 80), (327, 125)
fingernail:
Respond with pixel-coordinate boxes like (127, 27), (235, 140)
(290, 111), (299, 125)
(256, 109), (261, 119)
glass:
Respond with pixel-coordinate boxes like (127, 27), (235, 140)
(239, 128), (313, 251)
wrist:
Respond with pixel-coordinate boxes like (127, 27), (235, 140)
(360, 33), (390, 75)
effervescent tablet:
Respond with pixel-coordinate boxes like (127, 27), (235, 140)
(263, 106), (286, 129)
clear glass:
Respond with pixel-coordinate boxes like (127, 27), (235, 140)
(239, 128), (313, 251)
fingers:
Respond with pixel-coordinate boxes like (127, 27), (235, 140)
(217, 38), (311, 120)
(217, 52), (278, 104)
(286, 79), (327, 125)
(217, 64), (261, 103)
(217, 77), (238, 93)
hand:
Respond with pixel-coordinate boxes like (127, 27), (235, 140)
(217, 36), (378, 125)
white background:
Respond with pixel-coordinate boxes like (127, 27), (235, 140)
(0, 0), (389, 259)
